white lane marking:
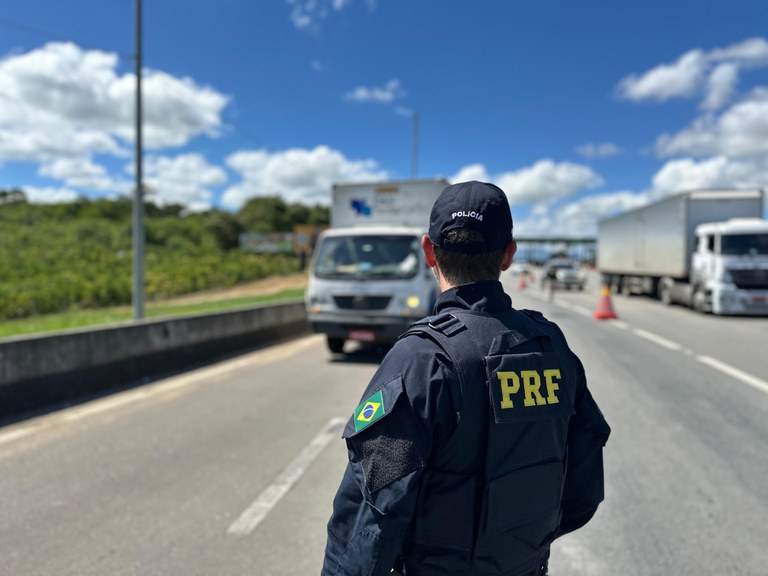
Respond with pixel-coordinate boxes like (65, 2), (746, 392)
(513, 289), (767, 398)
(227, 416), (346, 536)
(631, 328), (683, 351)
(569, 305), (593, 317)
(602, 323), (767, 396)
(697, 355), (768, 396)
(0, 335), (323, 448)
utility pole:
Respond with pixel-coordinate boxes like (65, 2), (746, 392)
(132, 0), (145, 319)
(411, 111), (420, 178)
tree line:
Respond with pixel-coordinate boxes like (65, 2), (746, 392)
(0, 191), (329, 320)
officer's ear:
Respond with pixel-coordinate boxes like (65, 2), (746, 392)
(500, 240), (517, 272)
(421, 234), (437, 268)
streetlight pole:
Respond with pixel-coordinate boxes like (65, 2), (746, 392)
(132, 0), (145, 319)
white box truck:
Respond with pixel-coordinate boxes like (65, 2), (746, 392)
(597, 188), (768, 315)
(306, 179), (449, 353)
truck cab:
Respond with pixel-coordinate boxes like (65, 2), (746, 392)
(306, 226), (437, 353)
(691, 218), (768, 314)
(306, 179), (448, 354)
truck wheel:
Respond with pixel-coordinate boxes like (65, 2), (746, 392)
(692, 289), (709, 314)
(327, 337), (345, 354)
(620, 277), (632, 296)
(659, 281), (673, 306)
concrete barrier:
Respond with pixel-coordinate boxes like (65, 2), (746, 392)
(0, 301), (308, 421)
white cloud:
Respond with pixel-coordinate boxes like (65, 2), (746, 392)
(450, 160), (603, 207)
(451, 164), (490, 184)
(514, 190), (647, 237)
(516, 154), (768, 238)
(345, 79), (403, 103)
(618, 49), (707, 102)
(0, 127), (121, 162)
(709, 37), (768, 65)
(287, 0), (374, 30)
(22, 185), (80, 204)
(655, 87), (768, 157)
(650, 155), (768, 196)
(221, 145), (388, 209)
(0, 42), (229, 163)
(124, 71), (229, 149)
(617, 37), (768, 111)
(39, 157), (118, 191)
(702, 62), (739, 111)
(138, 153), (228, 212)
(575, 142), (622, 159)
(495, 160), (604, 205)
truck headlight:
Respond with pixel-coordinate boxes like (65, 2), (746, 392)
(401, 295), (423, 316)
(406, 296), (421, 308)
(309, 293), (330, 305)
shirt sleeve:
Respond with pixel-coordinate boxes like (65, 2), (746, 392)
(557, 352), (611, 537)
(321, 338), (456, 576)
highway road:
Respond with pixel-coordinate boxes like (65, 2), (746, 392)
(1, 269), (767, 576)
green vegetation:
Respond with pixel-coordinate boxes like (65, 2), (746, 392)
(0, 191), (327, 332)
(0, 288), (307, 339)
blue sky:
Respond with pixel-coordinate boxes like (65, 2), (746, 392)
(1, 0), (768, 236)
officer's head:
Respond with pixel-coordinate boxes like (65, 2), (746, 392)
(422, 180), (517, 287)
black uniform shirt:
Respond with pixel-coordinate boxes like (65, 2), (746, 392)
(321, 280), (515, 576)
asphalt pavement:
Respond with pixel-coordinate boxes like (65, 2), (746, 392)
(1, 269), (766, 575)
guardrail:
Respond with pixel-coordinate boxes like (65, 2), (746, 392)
(0, 301), (308, 422)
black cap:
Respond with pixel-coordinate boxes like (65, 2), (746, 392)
(428, 181), (513, 253)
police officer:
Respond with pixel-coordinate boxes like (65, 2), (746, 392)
(321, 181), (610, 576)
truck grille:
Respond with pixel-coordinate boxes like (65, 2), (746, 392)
(334, 295), (392, 311)
(729, 268), (768, 290)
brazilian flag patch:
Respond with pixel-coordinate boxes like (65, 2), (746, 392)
(353, 390), (385, 433)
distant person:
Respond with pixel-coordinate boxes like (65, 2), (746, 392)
(321, 181), (610, 576)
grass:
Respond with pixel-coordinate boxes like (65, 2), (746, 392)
(0, 288), (306, 340)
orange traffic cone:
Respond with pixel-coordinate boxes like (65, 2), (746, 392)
(594, 285), (618, 320)
(518, 275), (528, 290)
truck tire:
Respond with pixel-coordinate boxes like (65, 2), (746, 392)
(327, 337), (345, 354)
(620, 276), (632, 296)
(692, 288), (710, 314)
(659, 280), (673, 306)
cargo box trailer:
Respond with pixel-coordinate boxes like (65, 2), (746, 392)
(306, 179), (449, 353)
(597, 189), (768, 315)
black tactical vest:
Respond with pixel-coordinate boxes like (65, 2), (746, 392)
(398, 308), (578, 576)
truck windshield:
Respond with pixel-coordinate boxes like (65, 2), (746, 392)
(314, 235), (421, 280)
(720, 234), (768, 255)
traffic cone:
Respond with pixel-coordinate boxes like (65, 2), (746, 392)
(594, 285), (618, 320)
(518, 275), (527, 290)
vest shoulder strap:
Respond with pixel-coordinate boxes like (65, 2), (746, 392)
(399, 311), (472, 414)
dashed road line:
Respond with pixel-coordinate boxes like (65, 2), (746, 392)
(631, 328), (683, 351)
(697, 355), (768, 395)
(227, 416), (346, 536)
(514, 287), (767, 397)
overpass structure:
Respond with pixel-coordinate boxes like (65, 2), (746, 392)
(513, 236), (597, 265)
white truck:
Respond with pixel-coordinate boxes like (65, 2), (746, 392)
(597, 188), (768, 315)
(306, 179), (449, 353)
